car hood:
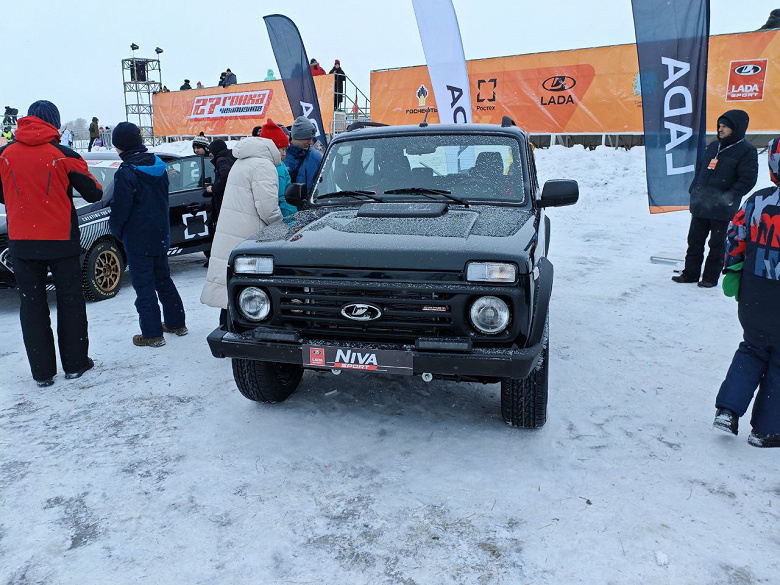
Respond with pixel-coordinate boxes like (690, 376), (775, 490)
(232, 204), (538, 273)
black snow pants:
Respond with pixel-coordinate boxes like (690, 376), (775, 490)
(13, 255), (91, 382)
(682, 216), (729, 285)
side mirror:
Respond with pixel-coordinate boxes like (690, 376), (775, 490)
(285, 182), (308, 210)
(538, 179), (579, 208)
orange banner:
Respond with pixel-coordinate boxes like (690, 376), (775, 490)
(370, 30), (780, 134)
(153, 77), (335, 136)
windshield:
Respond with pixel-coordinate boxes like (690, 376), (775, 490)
(73, 161), (120, 207)
(312, 134), (526, 204)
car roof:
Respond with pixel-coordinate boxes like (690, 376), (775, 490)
(81, 151), (184, 162)
(336, 123), (530, 141)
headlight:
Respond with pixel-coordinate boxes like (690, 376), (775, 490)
(466, 262), (517, 283)
(234, 256), (273, 275)
(237, 287), (271, 321)
(469, 296), (510, 334)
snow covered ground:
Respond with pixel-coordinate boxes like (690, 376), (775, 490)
(1, 145), (777, 585)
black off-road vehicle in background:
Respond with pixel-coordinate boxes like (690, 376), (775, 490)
(207, 120), (578, 428)
(0, 151), (215, 301)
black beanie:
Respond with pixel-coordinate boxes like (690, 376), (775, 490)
(27, 100), (60, 129)
(112, 122), (144, 150)
(208, 139), (227, 155)
(717, 116), (735, 131)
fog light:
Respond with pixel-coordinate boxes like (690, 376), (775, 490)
(234, 256), (273, 275)
(238, 287), (270, 321)
(469, 296), (510, 334)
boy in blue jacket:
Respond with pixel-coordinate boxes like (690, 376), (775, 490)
(109, 122), (186, 347)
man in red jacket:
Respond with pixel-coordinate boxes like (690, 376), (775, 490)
(0, 100), (103, 387)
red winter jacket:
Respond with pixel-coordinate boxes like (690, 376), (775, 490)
(310, 64), (326, 76)
(0, 116), (103, 259)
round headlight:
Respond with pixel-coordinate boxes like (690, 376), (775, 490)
(469, 296), (510, 334)
(238, 287), (270, 321)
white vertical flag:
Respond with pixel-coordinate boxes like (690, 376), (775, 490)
(412, 0), (473, 124)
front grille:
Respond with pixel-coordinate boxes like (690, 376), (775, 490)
(275, 284), (455, 341)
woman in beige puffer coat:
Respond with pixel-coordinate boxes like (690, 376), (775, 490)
(200, 137), (282, 309)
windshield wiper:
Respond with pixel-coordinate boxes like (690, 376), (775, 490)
(383, 187), (468, 207)
(316, 190), (384, 203)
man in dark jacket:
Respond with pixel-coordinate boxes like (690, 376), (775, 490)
(672, 109), (758, 287)
(712, 137), (780, 448)
(110, 122), (187, 347)
(329, 60), (346, 110)
(223, 69), (237, 87)
(285, 117), (323, 195)
(206, 139), (236, 230)
(88, 117), (99, 151)
(180, 79), (192, 90)
(0, 101), (103, 386)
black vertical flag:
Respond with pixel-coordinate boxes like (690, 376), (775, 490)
(263, 14), (327, 146)
(632, 0), (710, 213)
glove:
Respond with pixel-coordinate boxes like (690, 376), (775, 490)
(722, 261), (743, 301)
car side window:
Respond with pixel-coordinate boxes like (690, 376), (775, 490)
(167, 159), (201, 193)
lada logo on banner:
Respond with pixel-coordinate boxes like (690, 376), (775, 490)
(190, 89), (274, 119)
(726, 59), (768, 101)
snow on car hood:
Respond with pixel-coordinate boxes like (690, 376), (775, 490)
(231, 205), (537, 272)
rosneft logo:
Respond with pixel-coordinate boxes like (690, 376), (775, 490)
(542, 76), (577, 92)
(734, 64), (762, 76)
(417, 85), (429, 106)
(340, 303), (382, 321)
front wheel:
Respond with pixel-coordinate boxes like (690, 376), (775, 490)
(501, 338), (549, 429)
(82, 240), (124, 302)
(232, 359), (303, 403)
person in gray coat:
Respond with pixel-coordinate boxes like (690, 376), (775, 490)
(223, 69), (237, 87)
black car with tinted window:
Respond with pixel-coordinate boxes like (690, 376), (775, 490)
(0, 150), (215, 300)
(207, 121), (578, 428)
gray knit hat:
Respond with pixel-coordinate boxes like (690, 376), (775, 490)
(291, 116), (316, 140)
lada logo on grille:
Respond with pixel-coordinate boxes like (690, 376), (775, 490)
(340, 303), (382, 321)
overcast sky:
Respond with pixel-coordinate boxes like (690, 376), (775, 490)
(3, 0), (777, 127)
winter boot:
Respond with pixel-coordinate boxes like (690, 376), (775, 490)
(65, 358), (95, 380)
(36, 377), (54, 388)
(697, 280), (717, 288)
(133, 334), (165, 348)
(748, 432), (780, 448)
(713, 408), (738, 435)
(163, 324), (189, 336)
(672, 273), (698, 283)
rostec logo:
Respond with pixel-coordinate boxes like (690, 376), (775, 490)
(734, 64), (762, 76)
(340, 303), (382, 321)
(542, 76), (577, 92)
(190, 89), (273, 119)
(477, 79), (497, 102)
(727, 59), (768, 101)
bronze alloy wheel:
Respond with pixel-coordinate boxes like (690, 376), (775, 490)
(83, 241), (125, 301)
(94, 248), (121, 293)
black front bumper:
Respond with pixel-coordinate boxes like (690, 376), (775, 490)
(207, 327), (543, 380)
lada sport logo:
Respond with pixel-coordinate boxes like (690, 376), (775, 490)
(734, 64), (762, 75)
(340, 303), (382, 321)
(190, 89), (273, 119)
(726, 59), (768, 102)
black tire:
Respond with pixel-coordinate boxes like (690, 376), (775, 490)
(231, 358), (303, 403)
(82, 240), (124, 302)
(501, 334), (549, 428)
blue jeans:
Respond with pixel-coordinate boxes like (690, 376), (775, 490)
(716, 334), (780, 435)
(128, 254), (185, 338)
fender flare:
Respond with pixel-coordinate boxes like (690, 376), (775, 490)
(526, 257), (553, 348)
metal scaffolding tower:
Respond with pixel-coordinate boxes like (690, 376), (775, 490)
(122, 57), (162, 146)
